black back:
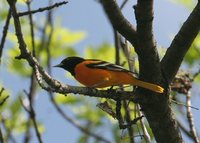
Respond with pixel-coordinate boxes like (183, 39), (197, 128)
(57, 57), (85, 76)
(56, 56), (137, 76)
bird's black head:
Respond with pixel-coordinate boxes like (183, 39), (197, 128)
(54, 57), (85, 76)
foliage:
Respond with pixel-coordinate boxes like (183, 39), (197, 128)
(170, 0), (196, 9)
(6, 23), (85, 76)
(0, 0), (200, 143)
(185, 34), (200, 66)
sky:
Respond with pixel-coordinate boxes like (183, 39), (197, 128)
(0, 0), (199, 143)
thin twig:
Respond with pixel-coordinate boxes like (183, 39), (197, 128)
(116, 99), (124, 128)
(100, 0), (137, 47)
(0, 88), (9, 106)
(115, 37), (135, 143)
(0, 8), (11, 64)
(0, 89), (11, 143)
(21, 93), (43, 143)
(22, 83), (35, 143)
(114, 30), (121, 65)
(27, 0), (36, 57)
(7, 0), (137, 110)
(193, 66), (200, 80)
(0, 88), (5, 96)
(1, 117), (16, 143)
(177, 120), (194, 139)
(113, 23), (135, 137)
(0, 127), (5, 143)
(123, 101), (135, 143)
(36, 5), (51, 54)
(23, 120), (31, 143)
(0, 96), (9, 106)
(17, 1), (68, 17)
(124, 40), (151, 143)
(0, 89), (5, 142)
(116, 99), (142, 130)
(45, 2), (54, 75)
(186, 91), (200, 143)
(49, 94), (112, 143)
(120, 0), (128, 9)
(136, 105), (151, 143)
(124, 40), (136, 73)
(171, 99), (199, 110)
(37, 0), (59, 56)
(21, 1), (43, 142)
(30, 108), (43, 143)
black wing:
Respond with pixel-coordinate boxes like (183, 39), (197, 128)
(86, 60), (137, 74)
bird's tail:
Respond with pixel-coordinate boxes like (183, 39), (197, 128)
(132, 78), (164, 93)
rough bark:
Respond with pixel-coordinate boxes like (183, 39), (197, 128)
(100, 0), (200, 142)
(7, 0), (200, 142)
(134, 1), (183, 142)
(161, 1), (200, 83)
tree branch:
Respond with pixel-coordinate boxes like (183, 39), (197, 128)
(161, 1), (200, 83)
(100, 0), (137, 47)
(26, 0), (36, 57)
(0, 127), (4, 143)
(124, 41), (151, 143)
(0, 88), (9, 106)
(136, 104), (151, 143)
(186, 91), (200, 143)
(21, 1), (43, 142)
(134, 0), (161, 83)
(21, 90), (43, 143)
(7, 0), (137, 104)
(17, 1), (68, 17)
(177, 120), (193, 139)
(120, 0), (129, 9)
(1, 117), (16, 143)
(133, 1), (183, 143)
(0, 8), (11, 64)
(49, 94), (112, 143)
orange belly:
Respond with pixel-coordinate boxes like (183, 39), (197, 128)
(73, 61), (164, 93)
(74, 62), (135, 88)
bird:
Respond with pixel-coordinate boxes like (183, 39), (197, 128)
(54, 56), (164, 93)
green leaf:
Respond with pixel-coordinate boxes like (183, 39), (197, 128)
(17, 0), (26, 5)
(55, 94), (82, 105)
(7, 48), (32, 76)
(85, 43), (116, 62)
(169, 0), (195, 9)
(0, 87), (9, 112)
(4, 113), (24, 131)
(77, 134), (89, 143)
(11, 115), (27, 134)
(184, 34), (200, 66)
(9, 96), (22, 116)
(194, 74), (200, 83)
(74, 104), (104, 126)
(0, 1), (9, 21)
(36, 122), (45, 134)
(49, 26), (86, 46)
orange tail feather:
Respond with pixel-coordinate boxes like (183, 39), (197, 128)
(132, 79), (164, 93)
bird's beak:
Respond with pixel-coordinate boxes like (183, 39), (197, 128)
(53, 63), (63, 68)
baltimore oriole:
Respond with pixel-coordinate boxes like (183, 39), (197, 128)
(54, 57), (164, 93)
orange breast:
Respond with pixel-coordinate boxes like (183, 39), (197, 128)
(74, 61), (136, 88)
